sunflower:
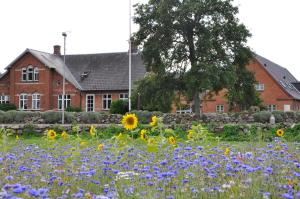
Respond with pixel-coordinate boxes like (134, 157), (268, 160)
(61, 131), (69, 139)
(89, 125), (96, 136)
(150, 116), (157, 127)
(80, 141), (88, 148)
(224, 148), (230, 156)
(47, 129), (57, 140)
(122, 114), (138, 130)
(276, 129), (284, 137)
(97, 144), (104, 151)
(168, 136), (176, 145)
(140, 129), (147, 140)
(148, 138), (155, 145)
(187, 130), (195, 140)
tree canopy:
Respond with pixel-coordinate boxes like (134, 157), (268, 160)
(133, 0), (258, 115)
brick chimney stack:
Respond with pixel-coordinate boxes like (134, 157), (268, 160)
(53, 45), (61, 55)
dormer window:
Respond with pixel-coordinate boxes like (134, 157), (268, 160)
(21, 66), (39, 82)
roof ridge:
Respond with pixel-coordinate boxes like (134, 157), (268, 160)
(27, 48), (57, 56)
(65, 51), (132, 56)
(255, 54), (288, 71)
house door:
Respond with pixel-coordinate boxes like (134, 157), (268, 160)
(284, 104), (290, 112)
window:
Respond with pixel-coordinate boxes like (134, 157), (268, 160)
(58, 95), (71, 110)
(34, 68), (39, 81)
(119, 93), (128, 100)
(27, 66), (34, 81)
(86, 94), (95, 112)
(19, 94), (28, 110)
(216, 105), (224, 113)
(267, 104), (276, 112)
(103, 94), (112, 110)
(22, 68), (27, 81)
(32, 93), (40, 110)
(255, 83), (264, 91)
(0, 95), (9, 104)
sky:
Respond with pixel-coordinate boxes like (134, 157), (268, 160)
(0, 0), (299, 78)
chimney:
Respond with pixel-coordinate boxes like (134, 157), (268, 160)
(53, 45), (61, 55)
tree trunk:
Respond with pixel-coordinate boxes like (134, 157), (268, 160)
(193, 90), (201, 118)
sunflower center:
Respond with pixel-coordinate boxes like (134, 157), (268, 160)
(126, 117), (135, 125)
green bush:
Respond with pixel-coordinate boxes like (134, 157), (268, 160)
(22, 123), (39, 137)
(253, 111), (271, 123)
(66, 106), (82, 112)
(272, 111), (285, 123)
(42, 111), (62, 124)
(0, 110), (5, 123)
(0, 103), (17, 111)
(110, 100), (128, 114)
(80, 112), (101, 123)
(131, 110), (162, 124)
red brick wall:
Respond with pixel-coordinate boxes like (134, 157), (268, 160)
(0, 72), (10, 95)
(202, 58), (297, 113)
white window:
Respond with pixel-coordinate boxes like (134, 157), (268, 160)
(86, 94), (95, 112)
(27, 66), (34, 81)
(267, 104), (276, 112)
(255, 83), (264, 91)
(22, 68), (27, 81)
(0, 95), (9, 104)
(58, 95), (71, 110)
(19, 93), (28, 110)
(34, 68), (39, 81)
(32, 93), (40, 110)
(216, 105), (224, 113)
(103, 94), (112, 110)
(119, 93), (128, 100)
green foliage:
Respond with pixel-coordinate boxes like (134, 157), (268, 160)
(134, 0), (252, 116)
(22, 123), (39, 137)
(42, 111), (62, 124)
(253, 111), (272, 123)
(0, 103), (17, 111)
(131, 110), (162, 124)
(97, 125), (124, 139)
(272, 111), (285, 123)
(110, 100), (128, 114)
(66, 106), (82, 112)
(131, 74), (175, 112)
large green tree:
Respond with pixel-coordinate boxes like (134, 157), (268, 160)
(133, 0), (254, 117)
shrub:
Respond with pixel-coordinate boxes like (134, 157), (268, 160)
(0, 103), (17, 111)
(22, 123), (39, 137)
(253, 111), (271, 123)
(272, 111), (284, 123)
(80, 112), (101, 123)
(42, 111), (62, 124)
(0, 110), (5, 123)
(110, 100), (128, 114)
(131, 110), (162, 124)
(66, 106), (82, 112)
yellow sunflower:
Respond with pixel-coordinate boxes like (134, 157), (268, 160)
(47, 129), (57, 140)
(224, 148), (230, 156)
(89, 125), (96, 136)
(148, 138), (156, 145)
(80, 141), (88, 148)
(140, 129), (146, 140)
(168, 136), (176, 145)
(276, 129), (284, 137)
(97, 144), (104, 151)
(150, 115), (157, 127)
(61, 131), (69, 139)
(187, 130), (195, 140)
(122, 113), (138, 130)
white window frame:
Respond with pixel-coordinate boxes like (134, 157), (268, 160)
(32, 93), (40, 110)
(216, 105), (224, 113)
(267, 104), (276, 112)
(34, 67), (39, 81)
(19, 93), (28, 110)
(102, 94), (112, 110)
(86, 94), (95, 112)
(27, 66), (34, 81)
(22, 68), (27, 81)
(58, 94), (71, 110)
(255, 83), (264, 91)
(0, 95), (9, 104)
(119, 93), (128, 100)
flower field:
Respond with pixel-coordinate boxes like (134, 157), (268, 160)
(1, 115), (300, 199)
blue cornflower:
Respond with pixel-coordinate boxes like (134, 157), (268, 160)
(28, 189), (40, 198)
(5, 176), (13, 181)
(296, 192), (300, 198)
(281, 193), (294, 199)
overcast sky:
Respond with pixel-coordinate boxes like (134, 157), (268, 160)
(0, 0), (299, 79)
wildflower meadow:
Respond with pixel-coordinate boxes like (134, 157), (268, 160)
(1, 114), (300, 199)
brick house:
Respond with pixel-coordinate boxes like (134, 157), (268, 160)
(0, 46), (146, 111)
(202, 54), (300, 113)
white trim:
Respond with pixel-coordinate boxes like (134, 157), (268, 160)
(58, 94), (71, 110)
(19, 93), (28, 110)
(86, 94), (95, 112)
(119, 93), (128, 100)
(216, 104), (224, 113)
(32, 93), (41, 110)
(102, 93), (112, 110)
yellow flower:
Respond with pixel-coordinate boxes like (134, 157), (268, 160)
(122, 114), (138, 130)
(276, 129), (284, 137)
(140, 129), (146, 140)
(168, 136), (176, 145)
(89, 125), (96, 136)
(224, 148), (230, 156)
(61, 131), (69, 139)
(97, 144), (104, 151)
(148, 138), (155, 145)
(85, 192), (92, 199)
(47, 129), (57, 140)
(150, 116), (157, 127)
(187, 130), (195, 140)
(16, 135), (20, 140)
(80, 141), (88, 148)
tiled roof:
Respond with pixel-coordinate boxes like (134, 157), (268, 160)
(254, 54), (300, 100)
(65, 52), (146, 91)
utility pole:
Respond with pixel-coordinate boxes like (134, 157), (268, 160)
(128, 0), (132, 112)
(62, 32), (67, 124)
